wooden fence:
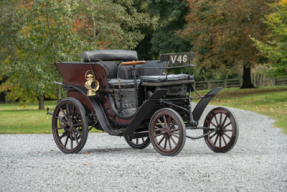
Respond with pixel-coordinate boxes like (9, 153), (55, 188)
(195, 78), (287, 90)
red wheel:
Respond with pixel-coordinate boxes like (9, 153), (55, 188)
(149, 108), (186, 156)
(204, 107), (239, 153)
(52, 98), (88, 153)
(124, 135), (150, 149)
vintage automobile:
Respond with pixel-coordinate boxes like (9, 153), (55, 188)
(48, 50), (239, 156)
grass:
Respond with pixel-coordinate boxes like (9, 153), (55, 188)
(0, 100), (57, 134)
(0, 85), (286, 134)
(191, 85), (287, 133)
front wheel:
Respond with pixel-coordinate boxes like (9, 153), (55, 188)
(149, 108), (186, 156)
(52, 98), (88, 153)
(203, 107), (239, 153)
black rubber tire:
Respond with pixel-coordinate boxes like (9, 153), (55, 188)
(52, 97), (88, 153)
(149, 108), (186, 156)
(203, 107), (239, 153)
(124, 135), (151, 149)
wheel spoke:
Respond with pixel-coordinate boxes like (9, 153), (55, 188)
(219, 136), (221, 148)
(168, 115), (171, 126)
(154, 126), (163, 131)
(59, 133), (66, 140)
(214, 135), (219, 145)
(55, 127), (64, 130)
(142, 138), (145, 143)
(72, 130), (79, 144)
(214, 114), (219, 126)
(221, 115), (228, 126)
(70, 138), (73, 149)
(223, 133), (231, 139)
(164, 137), (167, 149)
(73, 123), (83, 127)
(170, 136), (177, 145)
(158, 136), (165, 145)
(210, 121), (217, 128)
(168, 138), (172, 150)
(223, 122), (231, 129)
(71, 105), (75, 121)
(222, 134), (227, 145)
(136, 138), (139, 145)
(220, 113), (222, 125)
(66, 103), (70, 121)
(157, 119), (165, 128)
(168, 120), (176, 129)
(72, 113), (80, 123)
(154, 133), (162, 137)
(171, 133), (179, 138)
(171, 128), (179, 132)
(209, 132), (216, 139)
(64, 134), (69, 147)
(56, 116), (68, 125)
(223, 129), (233, 132)
(60, 107), (68, 121)
(163, 115), (168, 128)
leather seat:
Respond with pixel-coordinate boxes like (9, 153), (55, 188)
(108, 79), (140, 88)
(140, 74), (194, 83)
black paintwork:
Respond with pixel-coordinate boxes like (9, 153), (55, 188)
(192, 87), (223, 122)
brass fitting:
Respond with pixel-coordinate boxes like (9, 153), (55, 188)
(85, 70), (99, 96)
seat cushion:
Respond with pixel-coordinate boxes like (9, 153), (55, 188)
(108, 79), (140, 88)
(140, 74), (194, 83)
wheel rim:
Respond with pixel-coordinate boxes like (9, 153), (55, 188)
(150, 111), (183, 154)
(52, 101), (85, 152)
(127, 136), (149, 146)
(204, 108), (237, 152)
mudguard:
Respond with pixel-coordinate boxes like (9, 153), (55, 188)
(55, 82), (114, 132)
(192, 87), (223, 122)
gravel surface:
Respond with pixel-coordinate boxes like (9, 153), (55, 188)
(0, 105), (287, 192)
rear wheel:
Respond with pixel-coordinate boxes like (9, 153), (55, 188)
(52, 98), (88, 153)
(203, 107), (239, 153)
(149, 108), (186, 156)
(124, 135), (150, 149)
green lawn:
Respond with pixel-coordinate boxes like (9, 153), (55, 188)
(191, 86), (287, 133)
(0, 100), (59, 134)
(0, 85), (286, 134)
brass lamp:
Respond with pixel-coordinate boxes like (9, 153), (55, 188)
(85, 70), (99, 96)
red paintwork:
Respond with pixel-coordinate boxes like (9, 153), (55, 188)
(58, 62), (133, 125)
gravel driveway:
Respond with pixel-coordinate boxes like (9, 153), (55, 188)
(0, 105), (287, 192)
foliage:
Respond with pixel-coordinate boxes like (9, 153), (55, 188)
(0, 0), (154, 106)
(148, 0), (192, 55)
(178, 0), (275, 86)
(252, 0), (287, 77)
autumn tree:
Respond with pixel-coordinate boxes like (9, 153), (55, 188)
(178, 0), (275, 88)
(0, 0), (154, 109)
(252, 0), (287, 77)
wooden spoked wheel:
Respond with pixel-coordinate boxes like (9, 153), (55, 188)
(149, 108), (186, 156)
(203, 107), (239, 153)
(52, 98), (88, 153)
(124, 135), (150, 149)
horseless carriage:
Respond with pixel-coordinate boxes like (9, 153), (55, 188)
(48, 50), (239, 156)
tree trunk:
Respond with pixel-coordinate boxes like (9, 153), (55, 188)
(241, 65), (255, 89)
(57, 86), (61, 101)
(39, 96), (44, 110)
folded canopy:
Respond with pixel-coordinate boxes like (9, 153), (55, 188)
(82, 50), (138, 62)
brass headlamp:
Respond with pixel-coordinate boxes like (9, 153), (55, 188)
(85, 70), (99, 96)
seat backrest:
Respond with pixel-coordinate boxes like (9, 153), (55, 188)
(100, 61), (118, 79)
(117, 60), (167, 79)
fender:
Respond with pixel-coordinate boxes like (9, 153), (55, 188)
(55, 82), (114, 132)
(123, 88), (168, 134)
(192, 87), (223, 122)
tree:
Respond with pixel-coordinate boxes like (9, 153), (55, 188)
(0, 0), (154, 109)
(178, 0), (275, 88)
(149, 0), (192, 55)
(252, 0), (287, 77)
